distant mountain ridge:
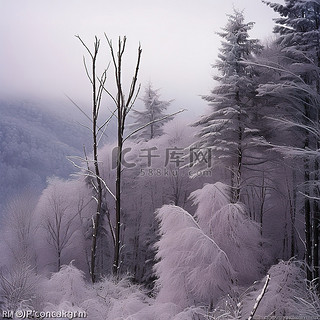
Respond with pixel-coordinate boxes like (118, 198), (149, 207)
(0, 99), (94, 214)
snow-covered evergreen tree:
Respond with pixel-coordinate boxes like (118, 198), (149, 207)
(261, 0), (320, 283)
(193, 9), (263, 202)
(130, 83), (173, 141)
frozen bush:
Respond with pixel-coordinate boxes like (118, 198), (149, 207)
(0, 262), (43, 312)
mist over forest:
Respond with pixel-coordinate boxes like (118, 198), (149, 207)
(1, 1), (320, 319)
(0, 100), (90, 213)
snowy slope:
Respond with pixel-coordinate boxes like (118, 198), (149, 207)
(0, 100), (91, 214)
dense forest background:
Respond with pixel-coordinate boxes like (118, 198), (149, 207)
(1, 1), (320, 319)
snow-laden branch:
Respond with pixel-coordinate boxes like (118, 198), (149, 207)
(240, 59), (309, 86)
(67, 156), (116, 201)
(248, 274), (270, 320)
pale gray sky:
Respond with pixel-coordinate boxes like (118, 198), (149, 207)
(0, 0), (283, 116)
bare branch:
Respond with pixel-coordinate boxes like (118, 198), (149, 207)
(75, 35), (94, 60)
(126, 44), (142, 110)
(64, 94), (92, 123)
(83, 56), (93, 85)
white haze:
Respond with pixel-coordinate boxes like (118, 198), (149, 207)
(0, 0), (283, 116)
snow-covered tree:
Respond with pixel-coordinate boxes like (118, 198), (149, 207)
(189, 182), (230, 235)
(35, 178), (84, 272)
(0, 192), (38, 268)
(210, 203), (266, 284)
(190, 182), (266, 284)
(154, 205), (234, 309)
(193, 9), (263, 202)
(261, 0), (320, 283)
(210, 259), (318, 319)
(130, 83), (173, 141)
(31, 177), (97, 276)
(243, 260), (309, 318)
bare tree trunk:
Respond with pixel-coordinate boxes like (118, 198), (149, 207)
(290, 172), (297, 257)
(114, 140), (123, 275)
(312, 135), (320, 284)
(232, 94), (243, 203)
(150, 100), (155, 139)
(106, 36), (142, 276)
(314, 30), (320, 286)
(304, 129), (313, 282)
(57, 251), (61, 272)
(76, 36), (107, 283)
(313, 167), (319, 283)
(90, 39), (104, 283)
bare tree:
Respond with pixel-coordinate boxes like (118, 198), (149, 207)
(73, 35), (141, 279)
(72, 36), (116, 282)
(105, 36), (142, 276)
(1, 192), (38, 268)
(41, 181), (79, 272)
(74, 35), (183, 280)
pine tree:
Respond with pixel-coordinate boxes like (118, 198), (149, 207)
(262, 0), (320, 283)
(193, 9), (263, 202)
(130, 83), (173, 141)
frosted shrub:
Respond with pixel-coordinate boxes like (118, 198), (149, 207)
(209, 289), (247, 320)
(0, 262), (43, 312)
(43, 263), (91, 307)
(124, 302), (181, 320)
(241, 259), (307, 317)
(154, 205), (234, 309)
(294, 279), (320, 318)
(93, 275), (149, 320)
(42, 264), (150, 320)
(126, 301), (210, 320)
(42, 263), (98, 319)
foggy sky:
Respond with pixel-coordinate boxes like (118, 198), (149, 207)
(0, 0), (283, 116)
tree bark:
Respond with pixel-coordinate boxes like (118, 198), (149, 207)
(304, 128), (312, 282)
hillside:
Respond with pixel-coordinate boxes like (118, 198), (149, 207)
(0, 100), (93, 214)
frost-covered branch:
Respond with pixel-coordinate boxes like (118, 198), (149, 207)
(248, 274), (270, 320)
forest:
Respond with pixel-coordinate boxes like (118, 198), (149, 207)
(1, 0), (320, 319)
